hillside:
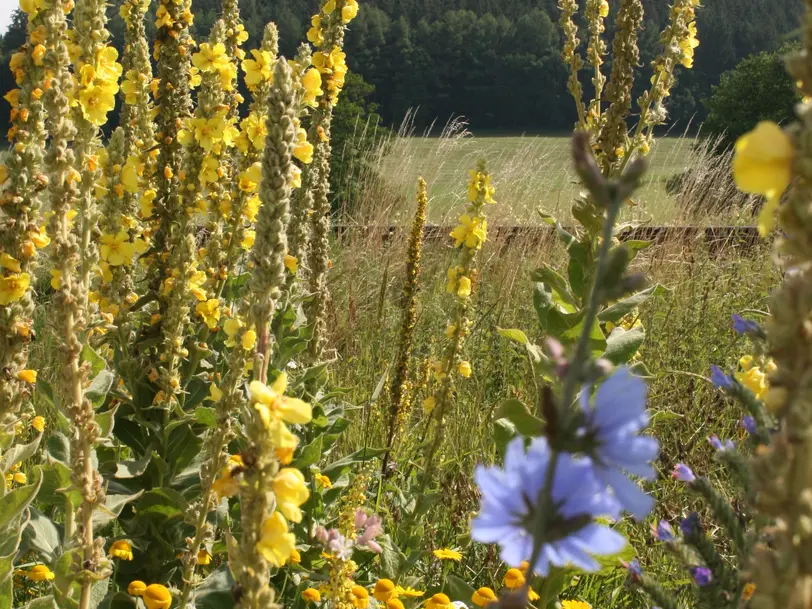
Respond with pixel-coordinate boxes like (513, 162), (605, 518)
(0, 0), (803, 131)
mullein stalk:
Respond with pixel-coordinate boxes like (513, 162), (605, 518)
(595, 0), (644, 175)
(748, 7), (812, 606)
(584, 0), (608, 134)
(249, 60), (297, 384)
(306, 0), (353, 361)
(44, 1), (109, 605)
(233, 58), (298, 609)
(383, 178), (428, 471)
(419, 161), (492, 493)
(558, 0), (587, 131)
(101, 0), (155, 328)
(152, 0), (195, 410)
(73, 0), (119, 312)
(0, 4), (48, 444)
(286, 43), (315, 284)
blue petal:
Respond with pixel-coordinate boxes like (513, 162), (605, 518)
(592, 368), (647, 432)
(554, 538), (601, 572)
(596, 467), (655, 520)
(499, 529), (531, 567)
(470, 516), (519, 543)
(599, 436), (659, 477)
(570, 522), (628, 555)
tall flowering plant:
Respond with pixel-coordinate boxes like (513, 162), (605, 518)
(472, 136), (659, 608)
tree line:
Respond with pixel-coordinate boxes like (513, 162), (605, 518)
(0, 0), (803, 133)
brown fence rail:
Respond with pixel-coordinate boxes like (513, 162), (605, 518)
(332, 224), (764, 249)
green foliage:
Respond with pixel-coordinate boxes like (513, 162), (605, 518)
(704, 48), (801, 149)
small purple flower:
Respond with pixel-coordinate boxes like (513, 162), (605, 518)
(672, 464), (696, 483)
(732, 315), (761, 336)
(680, 513), (700, 536)
(741, 416), (757, 435)
(690, 566), (713, 587)
(710, 365), (734, 390)
(355, 512), (383, 553)
(622, 558), (643, 581)
(708, 435), (735, 452)
(327, 532), (353, 560)
(651, 520), (675, 542)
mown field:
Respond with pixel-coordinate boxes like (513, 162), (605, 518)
(369, 132), (756, 227)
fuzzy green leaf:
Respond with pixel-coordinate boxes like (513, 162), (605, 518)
(603, 326), (646, 365)
(494, 399), (543, 437)
(496, 328), (529, 345)
(21, 507), (61, 562)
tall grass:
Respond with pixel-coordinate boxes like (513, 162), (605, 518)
(320, 122), (777, 607)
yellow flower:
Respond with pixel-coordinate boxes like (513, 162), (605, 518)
(212, 464), (241, 499)
(143, 584), (172, 609)
(31, 416), (45, 433)
(192, 42), (228, 73)
(240, 112), (267, 151)
(449, 214), (487, 249)
(468, 170), (496, 204)
(291, 165), (302, 189)
(249, 373), (312, 450)
(128, 581), (147, 596)
(561, 602), (591, 609)
(393, 587), (425, 598)
(457, 361), (472, 378)
(192, 116), (227, 152)
(0, 253), (21, 272)
(239, 162), (262, 192)
(307, 15), (324, 46)
(302, 68), (324, 108)
(527, 588), (540, 602)
(256, 511), (296, 567)
(342, 0), (359, 23)
(472, 588), (497, 607)
(284, 255), (298, 273)
(303, 588), (321, 603)
(242, 49), (274, 89)
(140, 189), (157, 218)
(206, 384), (223, 403)
(19, 0), (47, 17)
(29, 226), (50, 249)
(196, 299), (221, 330)
(240, 230), (255, 250)
(121, 155), (141, 193)
(294, 128), (314, 164)
(733, 121), (794, 236)
(457, 276), (472, 298)
(433, 548), (462, 561)
(120, 70), (140, 105)
(197, 549), (212, 565)
(109, 540), (134, 561)
(446, 266), (464, 295)
(387, 601), (405, 609)
(374, 579), (396, 602)
(315, 473), (332, 488)
(273, 468), (310, 523)
(241, 329), (257, 351)
(422, 396), (436, 415)
(78, 84), (117, 126)
(351, 586), (370, 609)
(598, 0), (609, 17)
(0, 164), (8, 184)
(426, 593), (453, 609)
(742, 583), (756, 601)
(17, 370), (37, 385)
(290, 548), (301, 563)
(503, 568), (525, 589)
(20, 565), (54, 581)
(0, 273), (30, 305)
(100, 231), (136, 266)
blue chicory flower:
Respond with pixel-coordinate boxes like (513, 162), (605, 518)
(690, 566), (713, 587)
(731, 314), (761, 336)
(710, 365), (734, 390)
(680, 512), (700, 536)
(741, 416), (756, 435)
(471, 436), (626, 576)
(651, 520), (675, 542)
(708, 435), (735, 452)
(578, 367), (659, 520)
(672, 464), (696, 482)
